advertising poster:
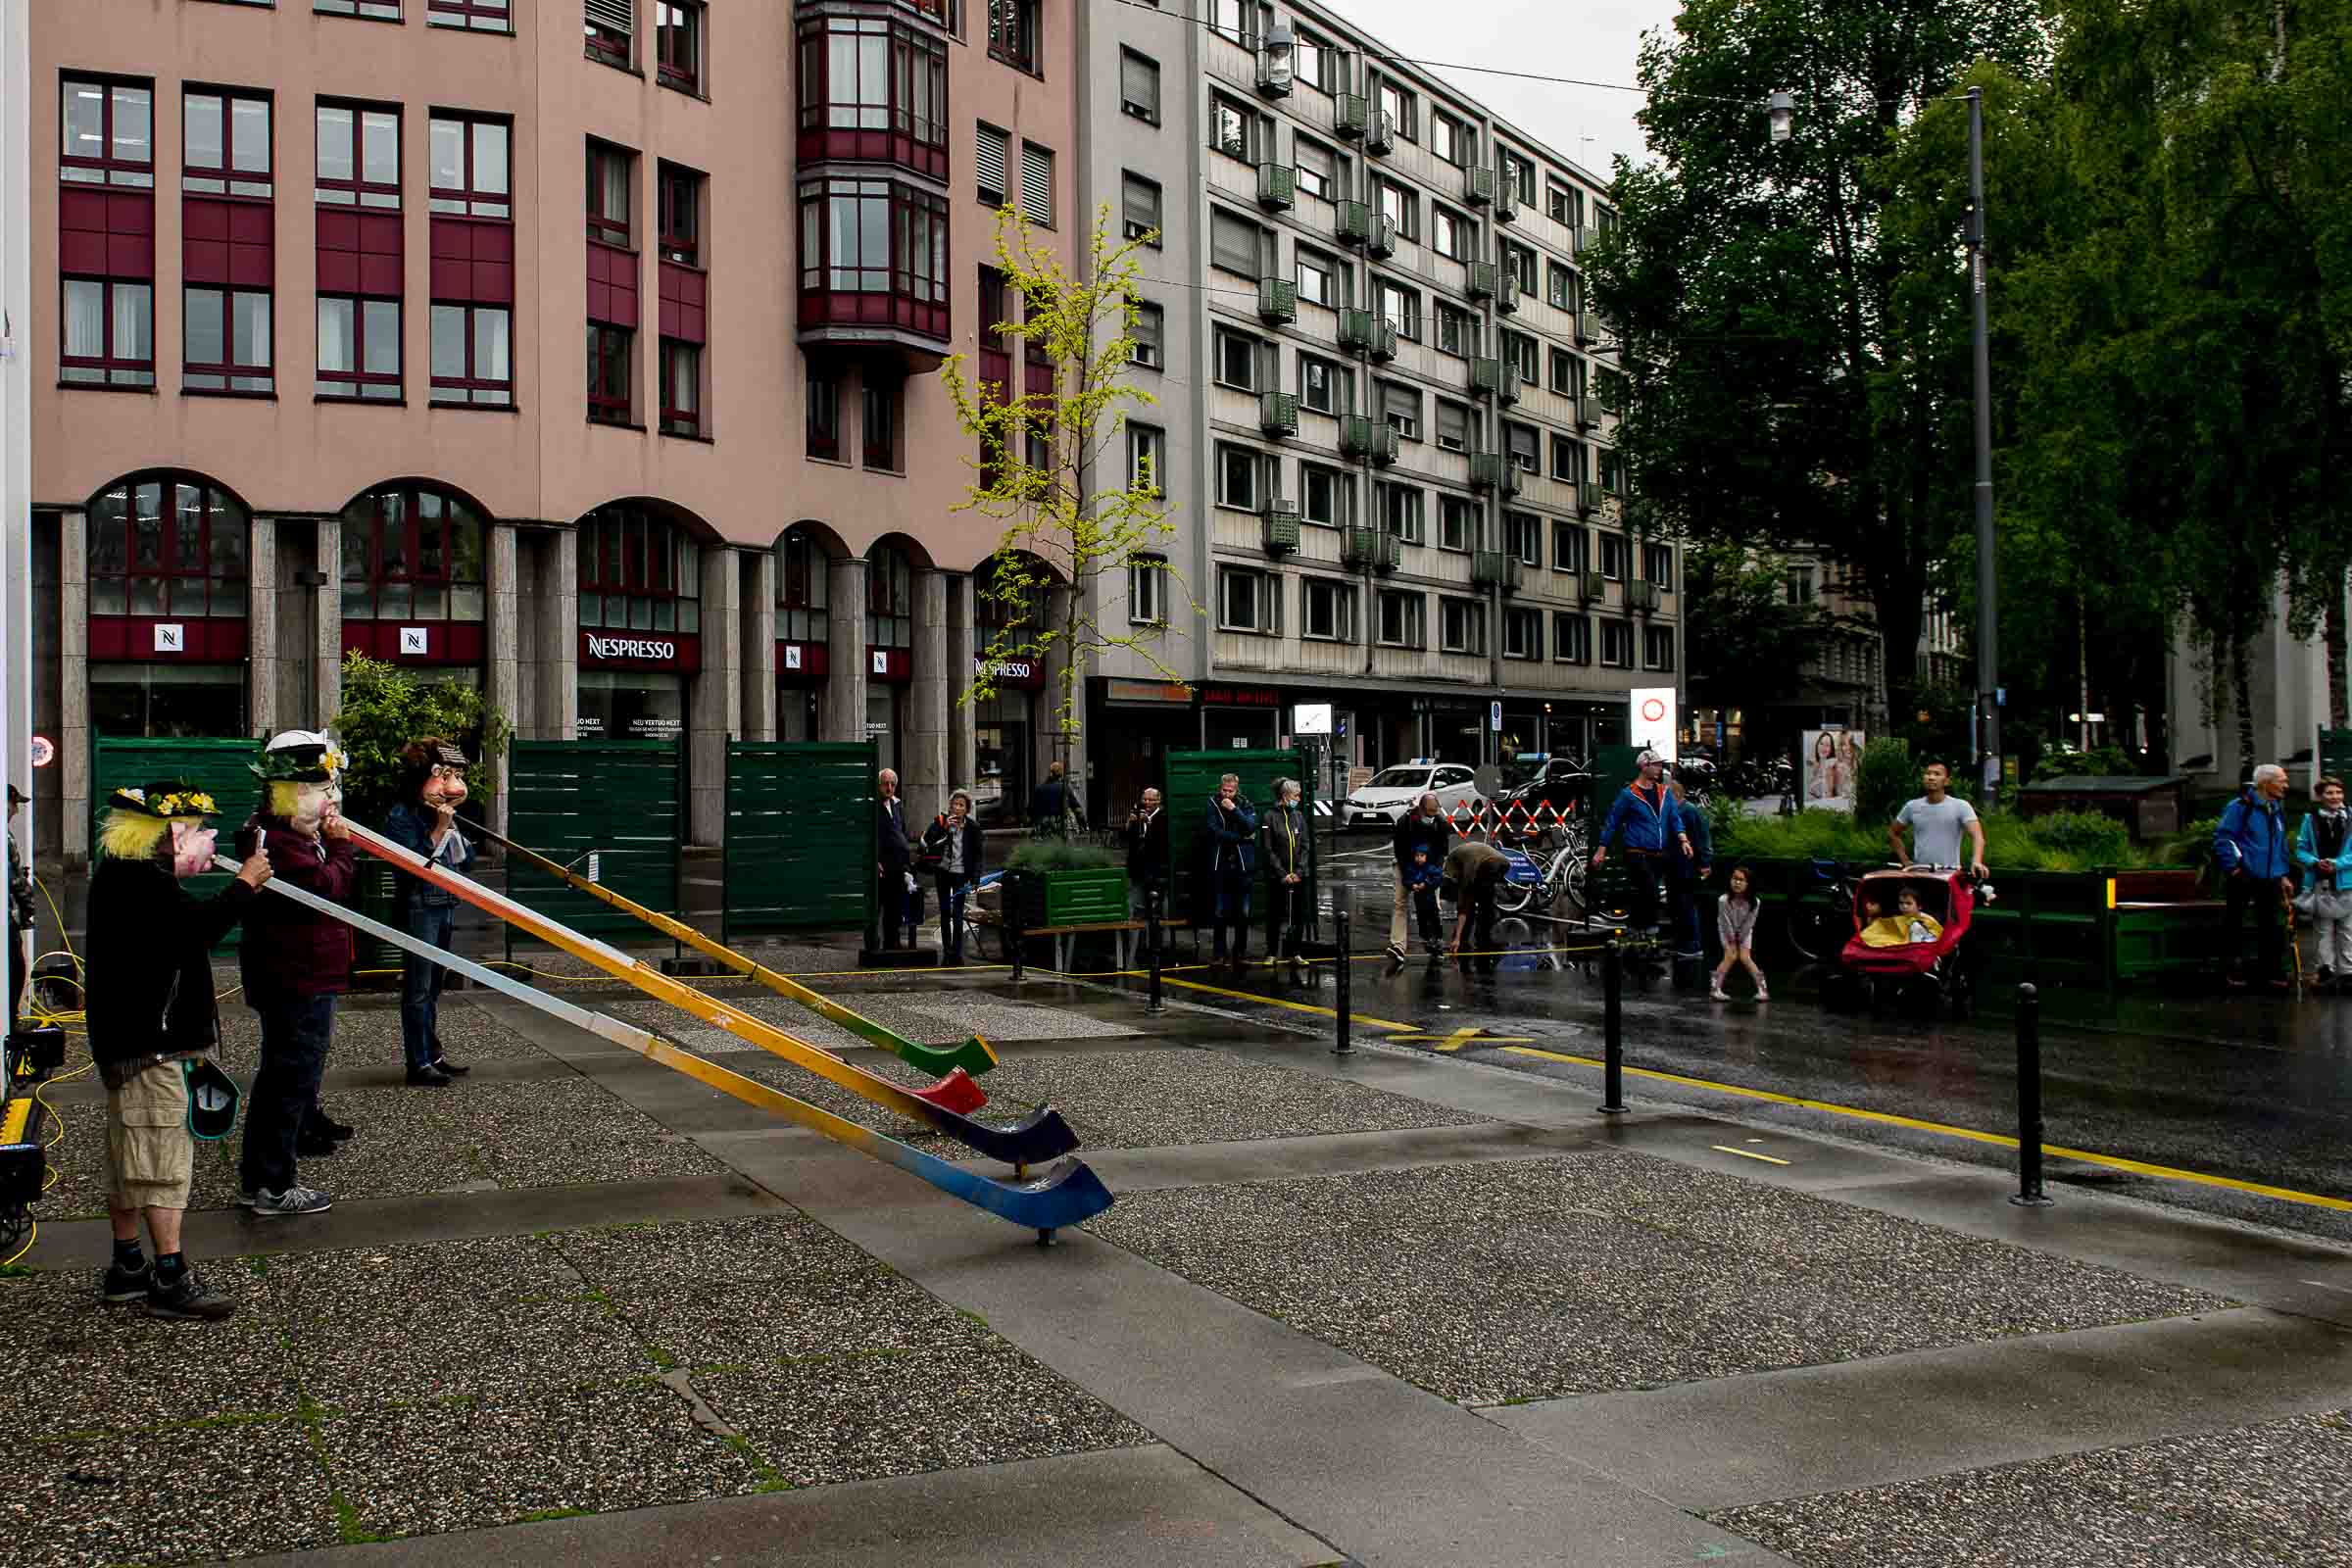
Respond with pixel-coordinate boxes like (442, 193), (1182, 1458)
(1802, 728), (1862, 810)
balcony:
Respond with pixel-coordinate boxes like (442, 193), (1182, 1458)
(1575, 395), (1603, 429)
(1466, 167), (1496, 207)
(797, 180), (952, 365)
(1336, 93), (1371, 139)
(1376, 531), (1404, 571)
(1255, 45), (1294, 97)
(1574, 312), (1596, 347)
(1338, 200), (1374, 247)
(1472, 551), (1524, 594)
(1470, 452), (1522, 496)
(1364, 110), (1396, 156)
(1257, 162), (1296, 212)
(1577, 481), (1604, 518)
(1627, 579), (1662, 612)
(1495, 275), (1521, 316)
(1572, 226), (1596, 260)
(1495, 183), (1518, 223)
(794, 15), (953, 182)
(1576, 571), (1606, 605)
(1470, 358), (1521, 405)
(1257, 276), (1298, 324)
(1259, 391), (1299, 438)
(1467, 262), (1497, 301)
(1262, 502), (1303, 554)
(1338, 310), (1397, 361)
(1342, 416), (1399, 465)
(1367, 214), (1398, 259)
(1341, 524), (1382, 567)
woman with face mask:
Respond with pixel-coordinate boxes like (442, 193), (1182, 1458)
(382, 739), (479, 1084)
(84, 782), (271, 1318)
(1259, 778), (1311, 978)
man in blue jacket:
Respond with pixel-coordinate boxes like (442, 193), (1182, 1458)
(1203, 773), (1257, 968)
(1591, 751), (1691, 942)
(2216, 763), (2295, 991)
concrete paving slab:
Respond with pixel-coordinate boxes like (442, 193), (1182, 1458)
(1079, 1120), (1601, 1193)
(1083, 1153), (2228, 1405)
(1706, 1405), (2352, 1568)
(542, 1208), (869, 1296)
(1494, 1306), (2352, 1511)
(228, 1445), (1339, 1568)
(15, 1414), (339, 1568)
(319, 1381), (772, 1541)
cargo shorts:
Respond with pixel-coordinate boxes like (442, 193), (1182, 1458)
(106, 1059), (194, 1211)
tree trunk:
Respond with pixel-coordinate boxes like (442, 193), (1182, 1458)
(2232, 631), (2258, 783)
(2329, 571), (2350, 731)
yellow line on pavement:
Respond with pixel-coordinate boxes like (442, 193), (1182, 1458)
(1498, 1047), (2352, 1213)
(1711, 1144), (1790, 1165)
(1142, 973), (1420, 1033)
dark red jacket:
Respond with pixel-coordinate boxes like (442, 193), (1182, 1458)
(237, 817), (357, 1002)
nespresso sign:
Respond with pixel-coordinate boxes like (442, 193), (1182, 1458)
(578, 629), (702, 672)
(975, 655), (1047, 690)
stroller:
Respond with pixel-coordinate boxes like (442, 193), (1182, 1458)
(1822, 866), (1989, 1019)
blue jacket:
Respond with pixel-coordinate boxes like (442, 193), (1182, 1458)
(2214, 788), (2292, 880)
(1598, 781), (1683, 857)
(1671, 796), (1713, 883)
(1205, 794), (1257, 877)
(2295, 809), (2352, 893)
(383, 802), (477, 910)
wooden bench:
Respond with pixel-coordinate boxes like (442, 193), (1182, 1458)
(970, 910), (1195, 970)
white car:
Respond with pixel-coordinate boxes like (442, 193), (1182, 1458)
(1343, 762), (1485, 831)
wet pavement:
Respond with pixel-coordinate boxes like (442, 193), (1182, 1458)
(1141, 835), (2352, 1244)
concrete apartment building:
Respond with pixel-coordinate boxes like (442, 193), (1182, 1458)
(1069, 0), (1675, 810)
(20, 0), (1670, 860)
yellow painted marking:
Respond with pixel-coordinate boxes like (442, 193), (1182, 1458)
(1144, 973), (1419, 1033)
(1497, 1047), (2352, 1213)
(1389, 1026), (1539, 1053)
(1711, 1144), (1790, 1165)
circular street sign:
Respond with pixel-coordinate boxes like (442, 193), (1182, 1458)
(28, 735), (55, 768)
(1640, 699), (1666, 723)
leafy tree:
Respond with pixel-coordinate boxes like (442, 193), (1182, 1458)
(1586, 0), (2048, 728)
(335, 650), (513, 822)
(942, 206), (1189, 759)
(1684, 541), (1833, 713)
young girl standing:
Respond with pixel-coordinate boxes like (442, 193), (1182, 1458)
(1710, 864), (1768, 1002)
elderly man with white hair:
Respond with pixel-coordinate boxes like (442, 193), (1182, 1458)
(2216, 762), (2297, 991)
(871, 767), (916, 953)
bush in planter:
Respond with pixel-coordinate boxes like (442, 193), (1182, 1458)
(1853, 737), (1915, 827)
(1004, 840), (1123, 873)
(1002, 838), (1128, 925)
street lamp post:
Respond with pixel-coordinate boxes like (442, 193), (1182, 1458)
(1965, 86), (2000, 808)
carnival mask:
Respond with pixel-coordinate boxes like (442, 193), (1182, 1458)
(170, 821), (220, 880)
(290, 781), (336, 834)
(425, 765), (468, 810)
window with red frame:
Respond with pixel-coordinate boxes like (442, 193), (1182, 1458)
(807, 373), (839, 460)
(318, 0), (403, 20)
(182, 87), (271, 199)
(87, 474), (248, 620)
(656, 2), (703, 91)
(661, 340), (700, 436)
(318, 102), (402, 400)
(584, 0), (633, 66)
(428, 112), (510, 218)
(987, 0), (1039, 74)
(60, 77), (156, 387)
(182, 87), (274, 395)
(587, 140), (632, 247)
(862, 378), (899, 470)
(865, 543), (913, 649)
(316, 101), (399, 209)
(430, 304), (512, 406)
(427, 0), (510, 30)
(340, 484), (487, 623)
(578, 505), (702, 634)
(795, 16), (948, 147)
(658, 163), (701, 266)
(588, 322), (633, 424)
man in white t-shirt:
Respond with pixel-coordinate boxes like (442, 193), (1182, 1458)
(1889, 761), (1987, 877)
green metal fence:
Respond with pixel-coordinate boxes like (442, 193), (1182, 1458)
(90, 736), (266, 950)
(503, 739), (682, 949)
(1164, 748), (1317, 926)
(721, 742), (876, 942)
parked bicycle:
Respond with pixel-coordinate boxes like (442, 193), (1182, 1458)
(1493, 823), (1591, 916)
(1784, 858), (1863, 964)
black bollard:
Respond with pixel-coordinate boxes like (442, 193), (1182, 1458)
(2011, 982), (2053, 1206)
(1146, 888), (1166, 1016)
(1008, 882), (1025, 985)
(1599, 933), (1627, 1114)
(1333, 909), (1353, 1055)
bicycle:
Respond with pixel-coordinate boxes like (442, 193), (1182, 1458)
(1783, 858), (1862, 964)
(1493, 823), (1591, 916)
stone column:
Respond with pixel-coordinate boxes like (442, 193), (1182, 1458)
(485, 521), (521, 833)
(58, 512), (89, 865)
(900, 567), (950, 814)
(538, 528), (580, 741)
(312, 514), (342, 727)
(944, 570), (976, 790)
(248, 517), (280, 737)
(689, 544), (743, 845)
(824, 555), (869, 747)
(741, 549), (777, 743)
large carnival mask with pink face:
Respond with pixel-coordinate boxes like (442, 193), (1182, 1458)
(424, 765), (467, 811)
(170, 820), (220, 879)
(288, 782), (336, 835)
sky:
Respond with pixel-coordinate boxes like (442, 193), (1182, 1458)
(1314, 0), (1688, 180)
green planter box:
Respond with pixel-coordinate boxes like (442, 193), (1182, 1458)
(1006, 867), (1132, 927)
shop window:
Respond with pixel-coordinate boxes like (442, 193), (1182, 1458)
(775, 526), (832, 643)
(340, 484), (487, 624)
(90, 664), (247, 740)
(578, 504), (703, 634)
(88, 474), (249, 621)
(866, 542), (915, 649)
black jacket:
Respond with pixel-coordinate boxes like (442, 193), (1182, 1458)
(86, 856), (257, 1082)
(1260, 804), (1310, 882)
(877, 796), (911, 870)
(1392, 811), (1451, 874)
(920, 814), (984, 887)
(1126, 807), (1169, 883)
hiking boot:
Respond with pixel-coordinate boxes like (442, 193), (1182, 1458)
(146, 1265), (236, 1321)
(101, 1258), (152, 1303)
(249, 1185), (332, 1218)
